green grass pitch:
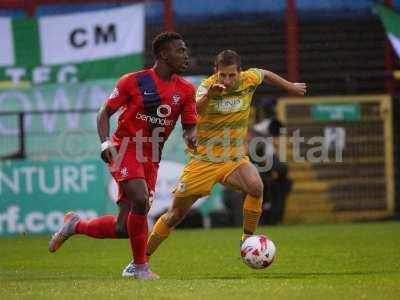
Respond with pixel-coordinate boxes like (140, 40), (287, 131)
(1, 222), (400, 300)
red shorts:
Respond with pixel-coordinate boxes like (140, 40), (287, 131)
(109, 144), (159, 205)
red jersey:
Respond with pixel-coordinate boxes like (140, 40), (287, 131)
(105, 68), (197, 160)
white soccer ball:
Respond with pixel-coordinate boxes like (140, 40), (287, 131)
(240, 235), (276, 269)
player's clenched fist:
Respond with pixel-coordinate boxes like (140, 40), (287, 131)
(101, 145), (116, 164)
(207, 83), (226, 98)
(289, 82), (307, 96)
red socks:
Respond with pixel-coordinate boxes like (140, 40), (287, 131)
(74, 213), (148, 265)
(127, 212), (148, 265)
(75, 215), (117, 239)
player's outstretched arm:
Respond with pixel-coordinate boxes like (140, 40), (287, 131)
(260, 69), (307, 96)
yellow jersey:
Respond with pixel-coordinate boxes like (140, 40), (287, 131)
(193, 68), (264, 162)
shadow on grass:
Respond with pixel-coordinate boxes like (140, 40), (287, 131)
(185, 270), (400, 280)
(0, 272), (118, 283)
(2, 270), (399, 282)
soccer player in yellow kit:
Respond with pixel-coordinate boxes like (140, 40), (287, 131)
(144, 49), (307, 264)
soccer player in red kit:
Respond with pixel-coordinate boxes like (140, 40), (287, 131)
(48, 32), (197, 280)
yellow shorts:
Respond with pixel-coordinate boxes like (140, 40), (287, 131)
(173, 156), (250, 198)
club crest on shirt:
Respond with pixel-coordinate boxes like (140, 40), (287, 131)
(109, 87), (119, 99)
(120, 167), (128, 177)
(172, 94), (181, 105)
(177, 182), (187, 193)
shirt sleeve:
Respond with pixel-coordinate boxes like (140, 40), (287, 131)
(181, 84), (198, 125)
(246, 68), (264, 86)
(105, 74), (130, 111)
(195, 76), (214, 102)
(195, 84), (208, 102)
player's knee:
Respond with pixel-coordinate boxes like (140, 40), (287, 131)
(164, 212), (179, 227)
(130, 192), (150, 215)
(247, 179), (264, 198)
(165, 208), (185, 227)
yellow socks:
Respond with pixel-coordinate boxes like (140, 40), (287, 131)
(146, 215), (172, 257)
(242, 194), (263, 238)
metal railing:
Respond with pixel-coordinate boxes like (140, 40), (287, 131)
(0, 109), (99, 161)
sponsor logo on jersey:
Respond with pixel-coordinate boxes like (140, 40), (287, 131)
(143, 90), (155, 96)
(136, 104), (173, 126)
(172, 94), (181, 105)
(216, 98), (242, 113)
(156, 104), (172, 118)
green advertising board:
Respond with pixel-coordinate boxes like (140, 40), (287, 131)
(0, 159), (116, 236)
(311, 104), (361, 121)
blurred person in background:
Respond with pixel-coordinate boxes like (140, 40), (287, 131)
(223, 117), (292, 226)
(250, 118), (292, 225)
(48, 32), (198, 280)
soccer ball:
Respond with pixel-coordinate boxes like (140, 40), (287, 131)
(240, 235), (276, 269)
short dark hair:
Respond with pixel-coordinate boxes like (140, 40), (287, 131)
(214, 50), (241, 70)
(152, 32), (183, 58)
